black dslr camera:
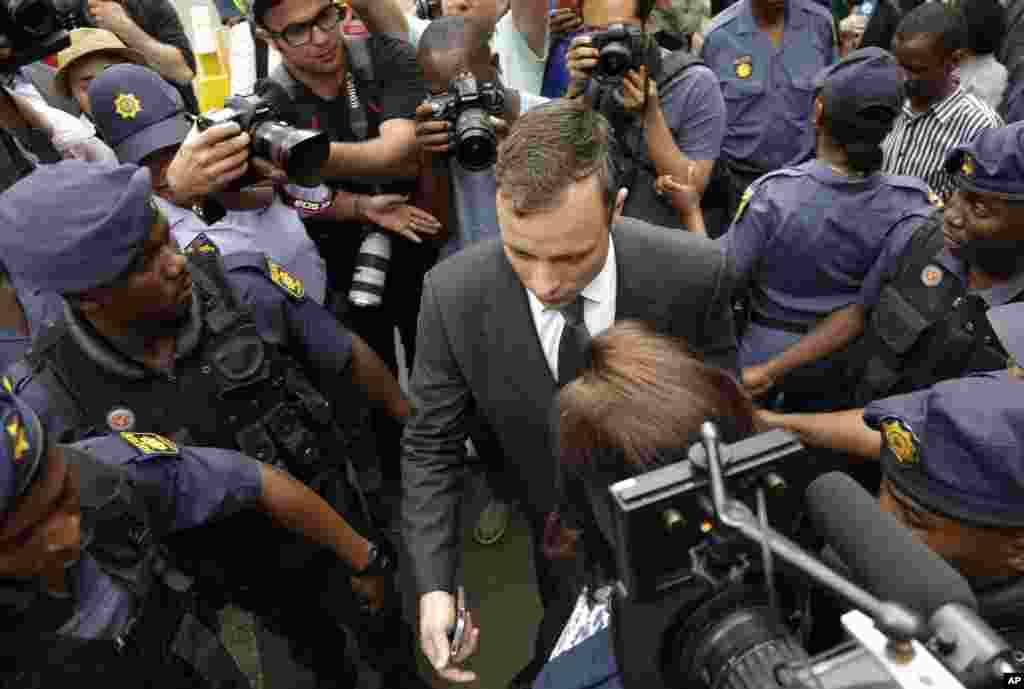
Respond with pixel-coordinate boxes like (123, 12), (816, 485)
(415, 0), (441, 20)
(589, 23), (646, 82)
(0, 0), (69, 71)
(196, 88), (329, 188)
(425, 71), (505, 172)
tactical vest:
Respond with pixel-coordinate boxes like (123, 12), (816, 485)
(850, 212), (1015, 406)
(0, 448), (247, 689)
(23, 245), (350, 491)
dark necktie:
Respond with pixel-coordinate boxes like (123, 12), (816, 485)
(557, 296), (591, 387)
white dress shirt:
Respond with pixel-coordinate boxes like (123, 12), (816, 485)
(526, 236), (617, 381)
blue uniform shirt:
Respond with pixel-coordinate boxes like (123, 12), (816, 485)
(701, 0), (837, 171)
(7, 263), (355, 440)
(56, 436), (261, 640)
(721, 160), (936, 367)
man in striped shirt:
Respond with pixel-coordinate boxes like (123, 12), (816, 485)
(882, 3), (1003, 199)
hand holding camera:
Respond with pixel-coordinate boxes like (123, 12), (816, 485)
(165, 121), (251, 206)
(550, 5), (583, 36)
(415, 71), (507, 171)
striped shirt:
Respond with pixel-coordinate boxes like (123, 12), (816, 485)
(881, 87), (1003, 199)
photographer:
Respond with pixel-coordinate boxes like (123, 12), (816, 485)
(535, 320), (756, 687)
(564, 0), (726, 230)
(756, 302), (1024, 644)
(0, 386), (394, 687)
(413, 15), (548, 546)
(249, 0), (441, 489)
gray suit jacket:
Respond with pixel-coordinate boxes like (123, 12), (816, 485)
(400, 216), (737, 595)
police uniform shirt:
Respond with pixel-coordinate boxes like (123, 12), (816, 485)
(721, 159), (936, 367)
(8, 264), (355, 440)
(700, 0), (837, 172)
(859, 225), (1024, 312)
(157, 196), (329, 306)
(55, 436), (261, 640)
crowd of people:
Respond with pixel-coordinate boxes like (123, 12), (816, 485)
(0, 0), (1021, 687)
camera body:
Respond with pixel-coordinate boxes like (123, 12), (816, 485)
(589, 23), (646, 82)
(415, 0), (441, 20)
(425, 71), (505, 172)
(0, 0), (69, 71)
(197, 91), (329, 188)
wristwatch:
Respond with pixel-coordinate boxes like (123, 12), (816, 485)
(353, 539), (396, 577)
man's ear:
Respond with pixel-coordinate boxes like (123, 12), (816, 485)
(611, 187), (628, 222)
(949, 48), (966, 67)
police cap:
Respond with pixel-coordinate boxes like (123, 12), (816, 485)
(88, 63), (192, 165)
(0, 381), (47, 519)
(944, 122), (1024, 201)
(0, 160), (157, 294)
(814, 47), (904, 144)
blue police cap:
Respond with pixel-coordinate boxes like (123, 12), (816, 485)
(864, 367), (1024, 529)
(944, 122), (1024, 200)
(814, 47), (904, 141)
(88, 63), (192, 165)
(0, 160), (156, 294)
(0, 380), (46, 519)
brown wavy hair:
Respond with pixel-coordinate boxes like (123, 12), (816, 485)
(557, 320), (756, 475)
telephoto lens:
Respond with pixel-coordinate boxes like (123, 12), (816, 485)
(348, 231), (391, 307)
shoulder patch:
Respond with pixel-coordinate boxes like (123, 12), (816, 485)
(264, 256), (306, 301)
(880, 418), (919, 465)
(734, 186), (754, 223)
(184, 233), (221, 257)
(120, 432), (179, 457)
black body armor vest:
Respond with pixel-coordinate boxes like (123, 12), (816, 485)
(850, 212), (1016, 406)
(24, 249), (348, 489)
(0, 449), (248, 689)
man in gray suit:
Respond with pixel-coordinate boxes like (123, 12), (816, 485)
(402, 98), (738, 688)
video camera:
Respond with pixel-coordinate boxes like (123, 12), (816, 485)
(424, 70), (505, 172)
(196, 84), (330, 189)
(608, 424), (1023, 689)
(0, 0), (69, 72)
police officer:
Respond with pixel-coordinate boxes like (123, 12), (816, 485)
(0, 386), (398, 687)
(700, 0), (837, 221)
(757, 302), (1024, 643)
(714, 48), (940, 411)
(0, 161), (420, 688)
(740, 121), (1024, 409)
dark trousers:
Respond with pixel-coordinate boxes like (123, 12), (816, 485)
(511, 507), (580, 687)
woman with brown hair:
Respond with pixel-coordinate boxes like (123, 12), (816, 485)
(544, 319), (756, 662)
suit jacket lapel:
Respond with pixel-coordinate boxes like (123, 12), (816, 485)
(485, 246), (559, 391)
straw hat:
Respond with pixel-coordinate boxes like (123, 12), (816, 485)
(53, 28), (146, 99)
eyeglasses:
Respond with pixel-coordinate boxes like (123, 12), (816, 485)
(267, 2), (349, 48)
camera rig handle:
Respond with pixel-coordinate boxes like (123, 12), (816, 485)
(697, 422), (925, 646)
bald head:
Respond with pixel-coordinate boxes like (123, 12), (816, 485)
(418, 15), (498, 94)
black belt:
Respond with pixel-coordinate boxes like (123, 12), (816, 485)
(750, 313), (812, 335)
